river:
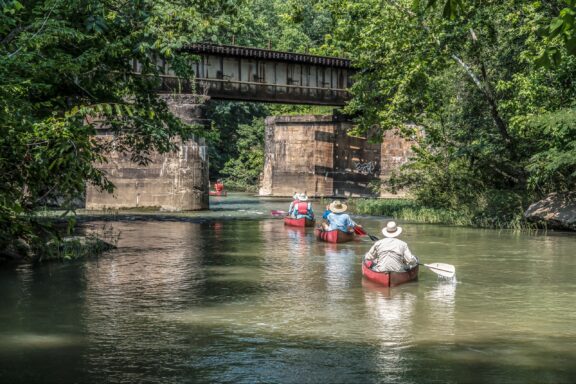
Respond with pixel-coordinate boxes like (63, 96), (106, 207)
(1, 193), (575, 383)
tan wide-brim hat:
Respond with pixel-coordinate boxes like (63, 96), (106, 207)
(329, 200), (348, 213)
(382, 221), (402, 237)
(298, 193), (309, 201)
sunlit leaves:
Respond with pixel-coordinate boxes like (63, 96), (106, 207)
(537, 0), (576, 66)
(412, 0), (467, 19)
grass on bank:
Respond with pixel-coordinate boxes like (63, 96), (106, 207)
(346, 197), (534, 230)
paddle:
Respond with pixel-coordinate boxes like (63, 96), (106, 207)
(418, 263), (455, 278)
(365, 233), (456, 278)
(354, 226), (380, 242)
(271, 210), (287, 217)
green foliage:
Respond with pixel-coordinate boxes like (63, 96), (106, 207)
(351, 193), (531, 230)
(204, 101), (269, 179)
(524, 108), (576, 193)
(412, 0), (467, 20)
(0, 0), (241, 257)
(220, 118), (265, 192)
(321, 0), (576, 221)
(536, 0), (576, 66)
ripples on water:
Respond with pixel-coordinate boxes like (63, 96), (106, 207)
(1, 196), (576, 383)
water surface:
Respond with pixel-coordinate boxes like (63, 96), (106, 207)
(1, 194), (575, 383)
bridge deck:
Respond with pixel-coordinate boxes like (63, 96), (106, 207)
(137, 43), (354, 106)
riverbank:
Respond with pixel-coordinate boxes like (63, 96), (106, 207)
(347, 197), (534, 230)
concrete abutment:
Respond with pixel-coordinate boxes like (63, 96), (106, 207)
(259, 115), (414, 198)
(85, 96), (209, 211)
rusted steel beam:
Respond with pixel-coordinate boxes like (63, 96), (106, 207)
(180, 43), (352, 69)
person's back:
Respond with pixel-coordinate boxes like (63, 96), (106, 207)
(325, 201), (356, 232)
(292, 193), (313, 219)
(288, 193), (299, 217)
(288, 193), (312, 219)
(295, 201), (313, 219)
(364, 221), (418, 272)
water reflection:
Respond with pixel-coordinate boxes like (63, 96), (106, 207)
(423, 281), (457, 342)
(81, 222), (207, 380)
(324, 244), (356, 291)
(362, 282), (418, 380)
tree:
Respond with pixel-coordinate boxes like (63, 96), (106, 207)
(220, 118), (266, 191)
(0, 0), (242, 256)
(319, 0), (576, 214)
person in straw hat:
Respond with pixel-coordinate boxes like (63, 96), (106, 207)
(322, 200), (360, 232)
(363, 221), (419, 272)
(288, 193), (314, 220)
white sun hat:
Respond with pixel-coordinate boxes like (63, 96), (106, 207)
(382, 221), (403, 237)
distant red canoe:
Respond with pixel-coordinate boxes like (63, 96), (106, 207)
(314, 228), (355, 243)
(209, 191), (227, 196)
(361, 262), (419, 287)
(284, 217), (315, 227)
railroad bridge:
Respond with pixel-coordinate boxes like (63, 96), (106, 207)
(86, 44), (411, 211)
(139, 43), (353, 105)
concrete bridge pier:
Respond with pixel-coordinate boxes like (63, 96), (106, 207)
(259, 114), (414, 198)
(85, 96), (209, 211)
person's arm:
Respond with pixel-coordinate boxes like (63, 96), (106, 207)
(364, 243), (378, 262)
(403, 244), (419, 267)
(346, 215), (357, 228)
(349, 214), (357, 227)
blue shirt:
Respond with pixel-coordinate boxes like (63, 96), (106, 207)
(326, 212), (356, 232)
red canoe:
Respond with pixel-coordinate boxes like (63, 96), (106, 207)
(314, 228), (355, 243)
(209, 190), (227, 196)
(284, 217), (315, 227)
(361, 262), (419, 287)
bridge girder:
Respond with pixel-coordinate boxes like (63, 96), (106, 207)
(134, 43), (354, 106)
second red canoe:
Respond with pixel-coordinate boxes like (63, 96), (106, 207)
(314, 228), (355, 243)
(284, 217), (315, 227)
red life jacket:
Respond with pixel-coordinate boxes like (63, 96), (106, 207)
(214, 182), (224, 191)
(297, 202), (309, 215)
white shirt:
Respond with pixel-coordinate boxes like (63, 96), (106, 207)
(364, 237), (418, 272)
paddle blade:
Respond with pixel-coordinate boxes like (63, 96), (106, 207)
(353, 227), (380, 241)
(422, 263), (455, 278)
(354, 226), (366, 236)
(271, 210), (287, 217)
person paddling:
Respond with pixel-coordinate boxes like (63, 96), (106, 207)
(288, 193), (314, 220)
(323, 200), (360, 233)
(364, 221), (418, 272)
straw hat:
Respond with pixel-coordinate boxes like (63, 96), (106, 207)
(297, 193), (309, 201)
(382, 221), (402, 238)
(329, 200), (348, 213)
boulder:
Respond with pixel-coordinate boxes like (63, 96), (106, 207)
(524, 192), (576, 231)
